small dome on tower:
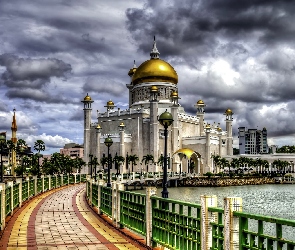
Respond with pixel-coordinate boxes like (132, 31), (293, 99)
(107, 100), (114, 106)
(197, 100), (204, 105)
(84, 94), (92, 101)
(171, 91), (178, 98)
(150, 85), (158, 92)
(225, 108), (233, 115)
(128, 60), (137, 77)
(205, 124), (211, 129)
(96, 124), (101, 130)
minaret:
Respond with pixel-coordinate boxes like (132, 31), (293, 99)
(170, 91), (180, 172)
(150, 36), (160, 59)
(149, 86), (159, 166)
(205, 124), (211, 173)
(81, 94), (94, 174)
(119, 122), (125, 173)
(11, 108), (17, 176)
(224, 108), (234, 155)
(195, 100), (206, 136)
(95, 124), (101, 162)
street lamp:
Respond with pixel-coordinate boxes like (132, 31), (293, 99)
(93, 156), (98, 181)
(104, 136), (113, 187)
(158, 110), (173, 198)
(0, 134), (6, 183)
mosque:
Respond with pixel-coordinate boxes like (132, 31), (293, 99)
(82, 39), (233, 174)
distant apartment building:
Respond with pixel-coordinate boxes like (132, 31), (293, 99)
(238, 127), (268, 154)
(60, 143), (84, 158)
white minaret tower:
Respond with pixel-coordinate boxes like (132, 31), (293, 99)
(95, 124), (101, 162)
(205, 124), (211, 173)
(170, 91), (180, 172)
(81, 93), (93, 174)
(149, 85), (159, 165)
(224, 108), (234, 155)
(195, 100), (206, 136)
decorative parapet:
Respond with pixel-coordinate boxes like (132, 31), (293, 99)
(178, 113), (199, 124)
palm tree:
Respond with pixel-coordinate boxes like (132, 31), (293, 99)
(100, 154), (109, 172)
(34, 140), (45, 177)
(129, 154), (139, 172)
(230, 158), (240, 175)
(157, 154), (165, 168)
(142, 154), (154, 172)
(211, 155), (221, 174)
(220, 158), (229, 175)
(73, 157), (85, 173)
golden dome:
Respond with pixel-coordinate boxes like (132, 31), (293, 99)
(150, 85), (158, 92)
(171, 91), (178, 98)
(96, 124), (101, 130)
(197, 100), (204, 105)
(205, 124), (211, 129)
(84, 94), (92, 101)
(107, 100), (114, 106)
(128, 67), (137, 77)
(132, 59), (178, 85)
(217, 127), (222, 131)
(225, 108), (233, 115)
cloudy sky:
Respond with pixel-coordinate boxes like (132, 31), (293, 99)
(1, 0), (295, 154)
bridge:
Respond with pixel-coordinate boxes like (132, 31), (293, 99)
(1, 174), (295, 249)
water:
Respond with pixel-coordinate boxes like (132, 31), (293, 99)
(135, 184), (295, 242)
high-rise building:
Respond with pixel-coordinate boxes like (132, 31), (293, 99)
(238, 127), (268, 154)
(82, 39), (234, 174)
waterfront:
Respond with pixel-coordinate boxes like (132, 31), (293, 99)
(136, 184), (295, 219)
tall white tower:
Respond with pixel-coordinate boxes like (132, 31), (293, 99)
(224, 108), (234, 156)
(195, 100), (206, 136)
(81, 94), (93, 174)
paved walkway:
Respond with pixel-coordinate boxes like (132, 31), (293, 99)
(0, 184), (149, 250)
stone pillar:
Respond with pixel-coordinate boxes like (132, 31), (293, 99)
(145, 187), (157, 247)
(74, 173), (77, 184)
(201, 195), (217, 250)
(149, 92), (159, 165)
(223, 197), (243, 250)
(112, 183), (125, 228)
(7, 181), (14, 216)
(95, 125), (101, 161)
(48, 175), (51, 190)
(0, 183), (6, 230)
(119, 125), (125, 160)
(33, 176), (37, 197)
(42, 175), (45, 193)
(61, 174), (63, 186)
(16, 178), (22, 207)
(97, 179), (105, 214)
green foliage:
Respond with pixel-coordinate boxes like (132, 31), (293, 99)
(204, 172), (214, 178)
(276, 145), (295, 153)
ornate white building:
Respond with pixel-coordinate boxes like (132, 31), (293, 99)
(82, 39), (234, 174)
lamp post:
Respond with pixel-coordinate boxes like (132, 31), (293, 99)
(0, 134), (6, 183)
(158, 110), (173, 198)
(104, 136), (113, 187)
(89, 154), (93, 178)
(93, 156), (98, 181)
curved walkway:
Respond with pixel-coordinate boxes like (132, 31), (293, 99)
(0, 184), (149, 250)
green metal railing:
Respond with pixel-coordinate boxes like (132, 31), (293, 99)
(57, 176), (61, 187)
(63, 175), (68, 185)
(5, 186), (11, 216)
(208, 206), (224, 249)
(120, 191), (146, 236)
(81, 174), (86, 182)
(234, 211), (295, 249)
(69, 175), (75, 184)
(92, 183), (98, 207)
(29, 179), (35, 197)
(76, 174), (81, 183)
(151, 196), (201, 250)
(44, 177), (49, 191)
(37, 178), (42, 193)
(51, 176), (56, 189)
(22, 181), (29, 201)
(100, 186), (112, 217)
(13, 184), (19, 209)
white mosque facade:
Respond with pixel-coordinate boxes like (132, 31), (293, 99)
(82, 40), (233, 174)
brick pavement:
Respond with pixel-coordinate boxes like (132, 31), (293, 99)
(0, 184), (149, 250)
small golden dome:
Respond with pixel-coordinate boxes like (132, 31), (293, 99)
(205, 124), (211, 129)
(107, 100), (114, 106)
(128, 67), (137, 77)
(217, 127), (222, 131)
(119, 122), (125, 127)
(197, 100), (204, 105)
(225, 108), (233, 115)
(171, 91), (178, 98)
(150, 85), (158, 92)
(96, 124), (101, 130)
(84, 94), (92, 101)
(132, 59), (178, 85)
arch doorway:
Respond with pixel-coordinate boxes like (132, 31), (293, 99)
(173, 148), (203, 174)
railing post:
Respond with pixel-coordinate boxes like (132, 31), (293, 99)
(201, 195), (217, 250)
(41, 175), (44, 193)
(33, 176), (37, 196)
(48, 175), (51, 190)
(223, 197), (243, 250)
(8, 181), (14, 216)
(0, 183), (5, 230)
(16, 178), (22, 207)
(89, 179), (93, 205)
(26, 177), (30, 198)
(113, 182), (124, 228)
(74, 173), (77, 184)
(97, 179), (104, 214)
(146, 187), (157, 247)
(61, 174), (63, 186)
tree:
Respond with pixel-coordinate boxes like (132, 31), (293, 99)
(129, 154), (139, 172)
(73, 157), (85, 173)
(211, 155), (221, 174)
(100, 154), (109, 171)
(142, 154), (154, 172)
(220, 158), (229, 174)
(113, 154), (125, 174)
(34, 140), (45, 177)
